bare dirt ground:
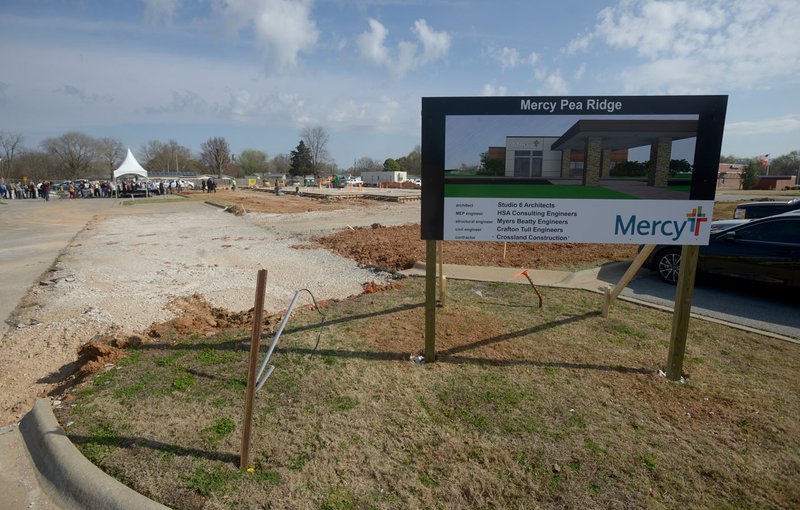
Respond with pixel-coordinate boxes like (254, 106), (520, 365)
(206, 189), (639, 271)
(0, 190), (636, 425)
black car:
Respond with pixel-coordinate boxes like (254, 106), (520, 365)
(645, 210), (800, 287)
(733, 198), (800, 219)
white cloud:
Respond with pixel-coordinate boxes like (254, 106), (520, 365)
(574, 63), (586, 80)
(576, 0), (800, 93)
(357, 18), (390, 64)
(485, 47), (539, 70)
(328, 96), (403, 130)
(480, 83), (507, 96)
(144, 0), (181, 25)
(537, 71), (569, 95)
(725, 115), (800, 135)
(413, 19), (450, 64)
(144, 89), (207, 114)
(357, 18), (451, 76)
(55, 85), (114, 105)
(563, 32), (593, 54)
(214, 0), (319, 70)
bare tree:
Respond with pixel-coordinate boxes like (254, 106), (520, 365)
(15, 150), (57, 182)
(0, 131), (24, 178)
(200, 136), (232, 178)
(138, 139), (193, 173)
(42, 131), (98, 181)
(397, 145), (421, 175)
(301, 126), (331, 178)
(139, 140), (165, 166)
(270, 153), (290, 174)
(353, 156), (383, 174)
(95, 137), (125, 180)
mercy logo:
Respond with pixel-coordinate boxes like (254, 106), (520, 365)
(685, 206), (708, 235)
(614, 206), (708, 241)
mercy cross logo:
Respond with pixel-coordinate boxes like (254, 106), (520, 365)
(686, 206), (708, 235)
(614, 206), (710, 241)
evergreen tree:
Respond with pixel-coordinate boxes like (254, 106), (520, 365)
(290, 140), (312, 177)
(741, 161), (760, 190)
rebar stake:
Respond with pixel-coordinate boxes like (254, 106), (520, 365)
(514, 269), (543, 308)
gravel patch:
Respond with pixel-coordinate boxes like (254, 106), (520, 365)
(0, 201), (409, 424)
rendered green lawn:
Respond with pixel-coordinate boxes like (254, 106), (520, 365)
(444, 183), (637, 199)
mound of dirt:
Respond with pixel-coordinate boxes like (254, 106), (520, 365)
(313, 223), (639, 271)
(76, 341), (125, 378)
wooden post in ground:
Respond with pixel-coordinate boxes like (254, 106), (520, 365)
(602, 245), (656, 317)
(240, 269), (268, 470)
(424, 239), (437, 362)
(436, 240), (446, 306)
(666, 245), (699, 381)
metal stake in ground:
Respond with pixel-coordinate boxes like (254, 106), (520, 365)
(240, 268), (267, 470)
(514, 269), (543, 308)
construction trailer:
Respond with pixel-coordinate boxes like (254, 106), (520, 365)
(360, 171), (407, 186)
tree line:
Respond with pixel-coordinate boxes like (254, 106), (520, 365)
(0, 127), (422, 183)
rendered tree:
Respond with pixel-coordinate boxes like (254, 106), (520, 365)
(289, 140), (313, 177)
(301, 126), (330, 178)
(42, 131), (98, 181)
(478, 151), (504, 176)
(200, 136), (232, 178)
(669, 159), (692, 174)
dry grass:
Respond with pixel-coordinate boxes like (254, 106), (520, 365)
(56, 278), (800, 509)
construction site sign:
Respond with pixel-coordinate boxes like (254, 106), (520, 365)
(420, 95), (727, 245)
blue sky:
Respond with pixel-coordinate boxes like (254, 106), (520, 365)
(1, 0), (798, 169)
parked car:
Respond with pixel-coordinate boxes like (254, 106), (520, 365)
(709, 219), (749, 233)
(733, 198), (800, 219)
(644, 210), (800, 287)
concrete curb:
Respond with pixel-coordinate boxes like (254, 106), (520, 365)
(19, 399), (169, 510)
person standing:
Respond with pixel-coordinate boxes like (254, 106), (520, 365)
(42, 181), (50, 201)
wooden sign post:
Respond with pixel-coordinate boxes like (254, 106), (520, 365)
(240, 269), (267, 470)
(425, 240), (437, 362)
(666, 245), (699, 381)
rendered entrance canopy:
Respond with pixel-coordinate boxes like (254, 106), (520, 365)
(420, 95), (728, 245)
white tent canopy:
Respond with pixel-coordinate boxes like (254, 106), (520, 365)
(113, 148), (148, 179)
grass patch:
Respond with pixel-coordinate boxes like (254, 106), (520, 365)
(196, 348), (238, 365)
(171, 373), (195, 391)
(444, 183), (637, 199)
(185, 464), (240, 496)
(201, 417), (235, 446)
(57, 279), (800, 509)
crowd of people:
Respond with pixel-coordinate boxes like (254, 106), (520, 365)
(0, 177), (223, 201)
(1, 179), (59, 201)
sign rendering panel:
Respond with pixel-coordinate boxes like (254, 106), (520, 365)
(421, 96), (727, 245)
